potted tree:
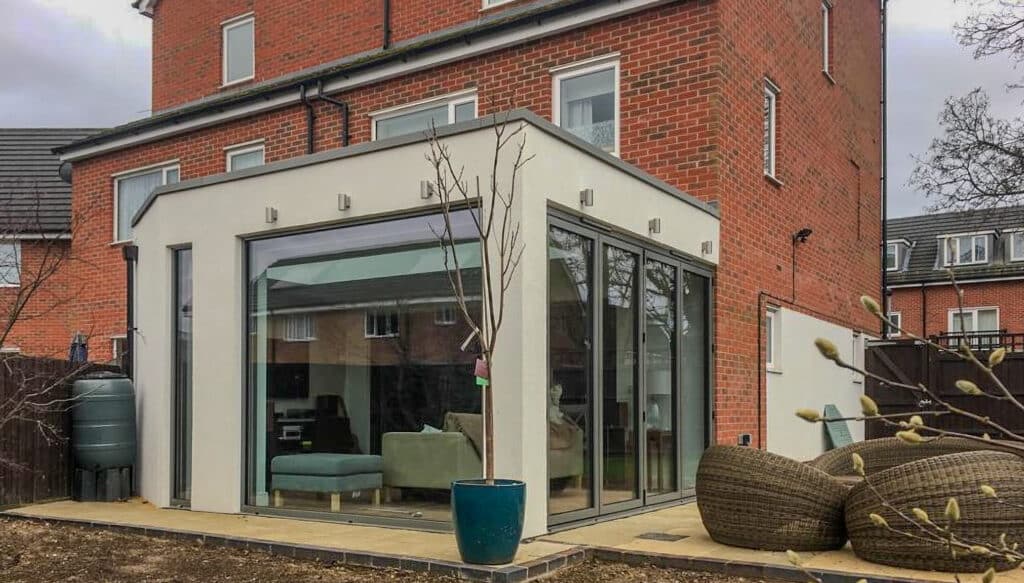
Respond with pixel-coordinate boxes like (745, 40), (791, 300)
(425, 114), (531, 565)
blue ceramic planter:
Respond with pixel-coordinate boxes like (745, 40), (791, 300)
(451, 479), (526, 565)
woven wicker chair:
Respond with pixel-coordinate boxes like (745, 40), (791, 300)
(846, 450), (1024, 572)
(696, 446), (849, 551)
(809, 436), (1004, 477)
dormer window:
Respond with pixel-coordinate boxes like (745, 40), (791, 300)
(1011, 232), (1024, 262)
(885, 239), (909, 272)
(943, 233), (989, 266)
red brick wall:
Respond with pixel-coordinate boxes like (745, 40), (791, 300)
(0, 240), (80, 359)
(889, 281), (1024, 338)
(150, 0), (544, 112)
(713, 0), (882, 446)
(67, 0), (882, 449)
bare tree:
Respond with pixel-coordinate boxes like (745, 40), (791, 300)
(911, 0), (1024, 210)
(0, 184), (95, 474)
(789, 273), (1024, 582)
(425, 114), (531, 482)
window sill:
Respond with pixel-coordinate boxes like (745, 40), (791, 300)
(767, 367), (783, 375)
(822, 69), (836, 85)
(110, 239), (135, 247)
(222, 76), (255, 89)
(764, 173), (784, 188)
(479, 0), (517, 13)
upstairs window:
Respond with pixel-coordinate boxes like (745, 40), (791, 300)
(822, 1), (833, 75)
(950, 307), (999, 334)
(885, 242), (899, 271)
(114, 163), (180, 242)
(0, 242), (20, 287)
(365, 311), (400, 338)
(553, 56), (619, 154)
(223, 15), (255, 86)
(226, 142), (265, 172)
(372, 93), (477, 140)
(766, 307), (780, 370)
(763, 80), (780, 179)
(1011, 232), (1024, 262)
(886, 312), (902, 337)
(283, 314), (317, 342)
(943, 234), (989, 266)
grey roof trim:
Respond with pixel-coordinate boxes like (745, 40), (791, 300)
(132, 109), (719, 227)
(61, 0), (672, 158)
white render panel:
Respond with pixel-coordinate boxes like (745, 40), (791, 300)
(765, 308), (866, 461)
(132, 119), (718, 536)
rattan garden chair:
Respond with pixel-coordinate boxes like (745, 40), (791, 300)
(845, 450), (1024, 573)
(809, 436), (1004, 477)
(696, 446), (849, 551)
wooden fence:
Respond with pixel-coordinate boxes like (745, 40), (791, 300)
(865, 334), (1024, 440)
(0, 357), (115, 508)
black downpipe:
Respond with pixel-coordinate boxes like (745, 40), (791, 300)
(316, 80), (350, 147)
(880, 0), (889, 337)
(383, 0), (392, 49)
(122, 245), (138, 380)
(300, 84), (316, 155)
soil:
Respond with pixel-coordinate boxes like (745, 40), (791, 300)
(0, 517), (780, 582)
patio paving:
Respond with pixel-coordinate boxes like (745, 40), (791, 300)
(6, 499), (1022, 582)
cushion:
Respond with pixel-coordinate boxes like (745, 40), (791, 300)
(421, 424), (442, 433)
(272, 472), (382, 494)
(271, 453), (382, 476)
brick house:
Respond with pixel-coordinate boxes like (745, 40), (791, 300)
(886, 206), (1024, 346)
(53, 0), (883, 534)
(0, 128), (98, 358)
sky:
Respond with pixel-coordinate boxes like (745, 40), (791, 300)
(0, 0), (1018, 217)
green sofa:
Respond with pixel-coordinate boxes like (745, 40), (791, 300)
(381, 414), (584, 492)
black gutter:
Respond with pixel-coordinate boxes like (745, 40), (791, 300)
(316, 80), (350, 148)
(300, 84), (316, 155)
(53, 0), (606, 156)
(880, 0), (889, 337)
(383, 0), (392, 49)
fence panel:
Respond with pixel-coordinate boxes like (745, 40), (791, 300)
(866, 338), (1024, 439)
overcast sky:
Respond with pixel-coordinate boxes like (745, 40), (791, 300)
(0, 0), (1018, 217)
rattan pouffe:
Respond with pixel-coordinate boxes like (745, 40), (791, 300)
(696, 446), (849, 551)
(846, 450), (1024, 573)
(810, 436), (1003, 478)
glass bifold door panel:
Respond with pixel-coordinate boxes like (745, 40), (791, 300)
(548, 220), (710, 523)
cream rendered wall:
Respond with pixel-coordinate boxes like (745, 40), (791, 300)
(132, 118), (718, 537)
(765, 308), (866, 461)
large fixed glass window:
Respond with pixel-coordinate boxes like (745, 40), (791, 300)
(246, 211), (481, 525)
(172, 248), (193, 504)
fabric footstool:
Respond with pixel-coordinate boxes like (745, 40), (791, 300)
(271, 453), (383, 512)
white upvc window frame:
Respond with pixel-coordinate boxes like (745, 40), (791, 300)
(851, 332), (863, 384)
(111, 335), (127, 367)
(887, 312), (902, 337)
(766, 306), (781, 372)
(1010, 230), (1024, 262)
(551, 54), (621, 156)
(364, 310), (400, 339)
(283, 313), (317, 342)
(941, 232), (991, 267)
(481, 0), (514, 8)
(370, 90), (478, 141)
(112, 161), (180, 244)
(225, 140), (266, 172)
(222, 13), (255, 87)
(763, 79), (780, 180)
(0, 241), (22, 288)
(948, 306), (1000, 335)
(885, 242), (899, 271)
(435, 304), (458, 326)
(821, 0), (832, 75)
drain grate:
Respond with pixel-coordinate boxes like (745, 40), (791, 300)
(636, 532), (688, 542)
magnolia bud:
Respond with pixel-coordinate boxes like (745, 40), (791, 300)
(989, 347), (1007, 367)
(796, 408), (822, 422)
(860, 395), (880, 417)
(908, 415), (924, 428)
(897, 430), (924, 444)
(970, 545), (990, 556)
(983, 433), (992, 441)
(869, 513), (888, 528)
(912, 507), (930, 523)
(786, 550), (802, 566)
(956, 380), (982, 395)
(860, 295), (882, 315)
(981, 484), (997, 498)
(945, 497), (961, 523)
(815, 338), (840, 361)
(851, 453), (865, 477)
(982, 566), (997, 583)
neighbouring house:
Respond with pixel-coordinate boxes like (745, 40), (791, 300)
(0, 128), (98, 358)
(52, 0), (882, 538)
(886, 206), (1024, 348)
